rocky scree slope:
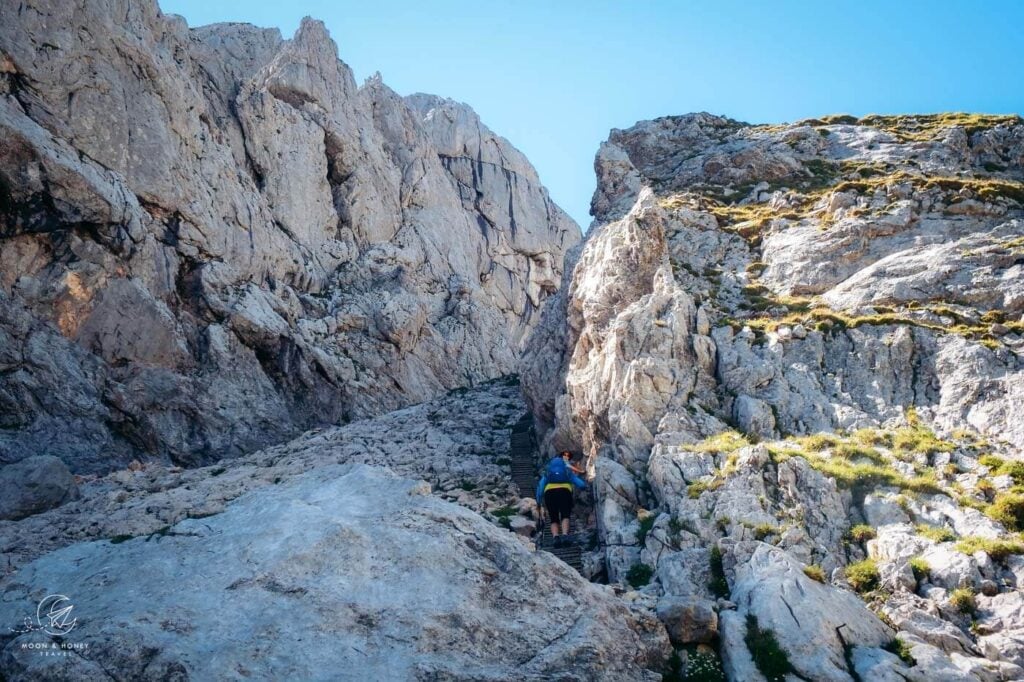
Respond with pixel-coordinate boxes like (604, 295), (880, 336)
(0, 0), (579, 474)
(0, 381), (670, 681)
(523, 112), (1024, 680)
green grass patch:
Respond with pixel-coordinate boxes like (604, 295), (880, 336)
(909, 556), (931, 583)
(845, 559), (880, 593)
(684, 431), (751, 454)
(979, 454), (1005, 470)
(847, 524), (877, 544)
(949, 587), (977, 614)
(883, 638), (916, 666)
(915, 524), (956, 543)
(744, 614), (795, 682)
(987, 493), (1024, 531)
(637, 515), (657, 545)
(753, 523), (779, 541)
(956, 535), (1024, 561)
(808, 457), (943, 496)
(803, 564), (826, 583)
(1000, 462), (1024, 485)
(709, 546), (730, 599)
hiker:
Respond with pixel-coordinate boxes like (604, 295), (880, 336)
(536, 451), (587, 547)
(563, 450), (585, 476)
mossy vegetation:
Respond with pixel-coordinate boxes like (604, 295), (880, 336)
(798, 112), (1022, 142)
(869, 113), (1021, 141)
(733, 302), (1021, 348)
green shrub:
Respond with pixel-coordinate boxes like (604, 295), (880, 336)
(833, 442), (886, 464)
(636, 515), (657, 545)
(627, 563), (654, 588)
(803, 564), (826, 583)
(882, 638), (916, 666)
(949, 588), (976, 614)
(909, 556), (930, 582)
(987, 493), (1024, 531)
(744, 614), (794, 681)
(845, 559), (880, 593)
(847, 524), (877, 543)
(915, 524), (956, 542)
(795, 433), (840, 452)
(709, 546), (730, 599)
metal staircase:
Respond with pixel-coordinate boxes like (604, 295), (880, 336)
(509, 414), (589, 573)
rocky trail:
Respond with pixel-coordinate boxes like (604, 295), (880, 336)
(508, 413), (596, 574)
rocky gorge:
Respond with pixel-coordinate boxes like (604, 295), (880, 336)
(2, 1), (1024, 681)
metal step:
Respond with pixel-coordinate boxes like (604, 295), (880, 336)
(508, 411), (594, 576)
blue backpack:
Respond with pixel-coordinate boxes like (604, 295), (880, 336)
(546, 457), (570, 484)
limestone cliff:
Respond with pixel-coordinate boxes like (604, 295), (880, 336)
(523, 112), (1024, 679)
(0, 0), (579, 473)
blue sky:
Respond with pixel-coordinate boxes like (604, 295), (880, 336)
(163, 0), (1024, 229)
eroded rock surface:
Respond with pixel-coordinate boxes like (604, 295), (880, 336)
(0, 464), (668, 681)
(0, 0), (579, 474)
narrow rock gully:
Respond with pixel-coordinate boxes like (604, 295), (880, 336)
(509, 414), (597, 576)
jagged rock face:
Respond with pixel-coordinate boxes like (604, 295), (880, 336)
(0, 0), (579, 474)
(523, 113), (1024, 678)
(0, 383), (670, 680)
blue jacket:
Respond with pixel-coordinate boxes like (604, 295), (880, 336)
(536, 470), (587, 504)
